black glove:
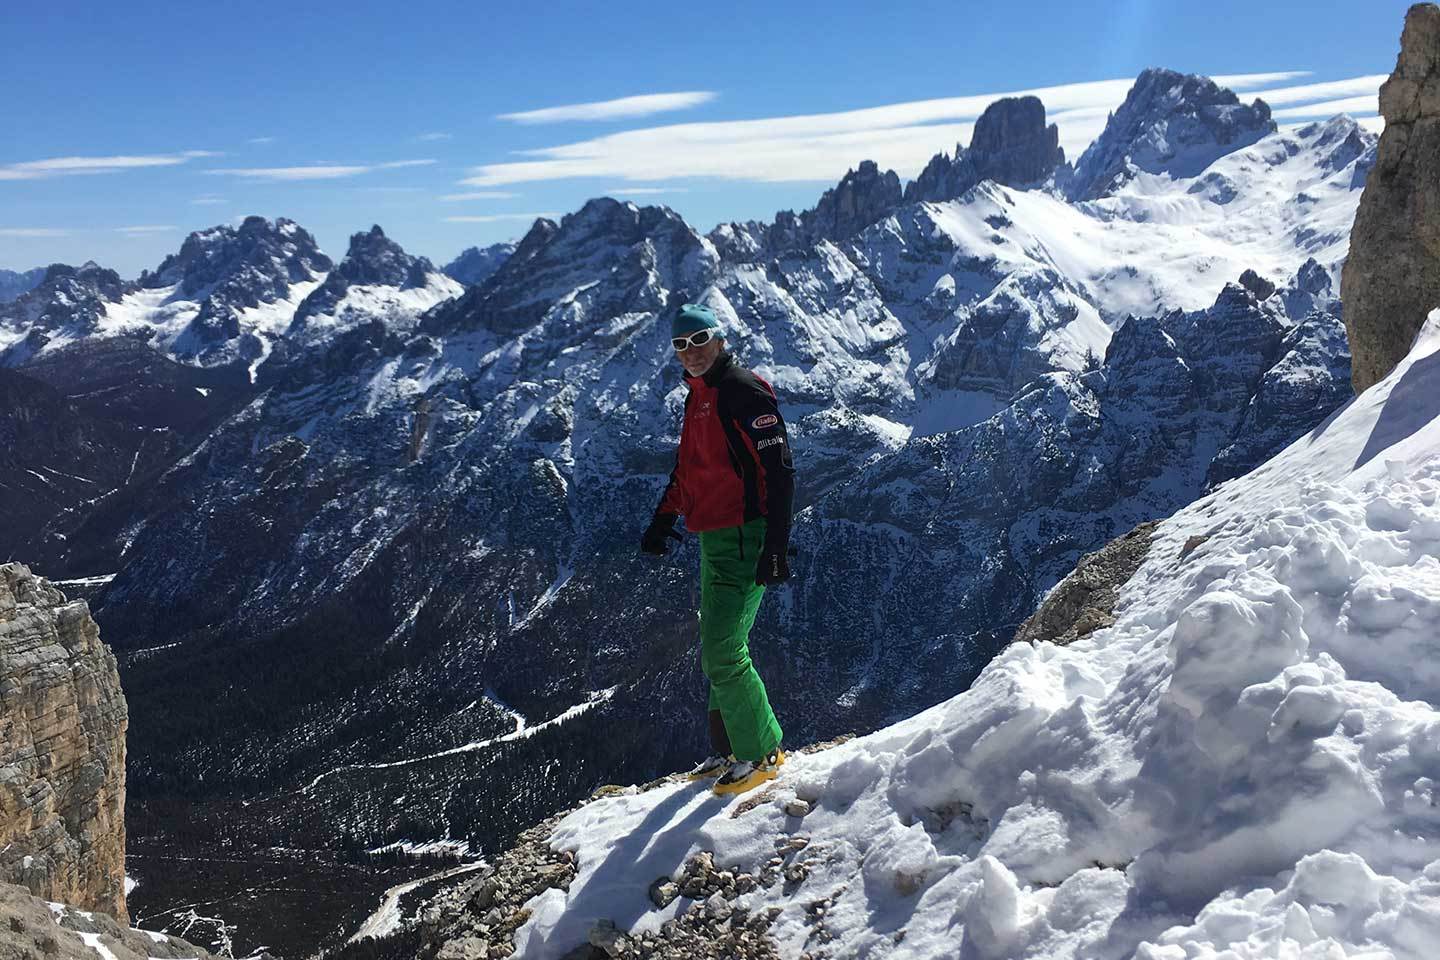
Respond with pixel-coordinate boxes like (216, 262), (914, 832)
(641, 514), (683, 555)
(755, 538), (791, 585)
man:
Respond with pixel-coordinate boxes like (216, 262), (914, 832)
(641, 302), (795, 796)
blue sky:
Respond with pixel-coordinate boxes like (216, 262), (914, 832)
(0, 0), (1409, 277)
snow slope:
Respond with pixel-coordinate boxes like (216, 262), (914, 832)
(510, 312), (1440, 958)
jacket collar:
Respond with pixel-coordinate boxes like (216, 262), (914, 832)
(683, 349), (733, 388)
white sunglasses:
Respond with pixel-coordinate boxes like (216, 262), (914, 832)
(672, 329), (716, 351)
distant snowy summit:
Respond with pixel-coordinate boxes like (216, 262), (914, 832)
(443, 241), (518, 287)
(0, 216), (458, 379)
(0, 266), (45, 304)
(1067, 67), (1276, 200)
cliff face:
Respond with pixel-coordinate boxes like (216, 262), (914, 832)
(0, 563), (128, 923)
(1343, 2), (1440, 391)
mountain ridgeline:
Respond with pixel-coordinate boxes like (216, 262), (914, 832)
(0, 66), (1379, 957)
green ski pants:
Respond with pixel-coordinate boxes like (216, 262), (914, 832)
(698, 517), (783, 762)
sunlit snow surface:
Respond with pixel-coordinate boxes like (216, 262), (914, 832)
(511, 313), (1440, 958)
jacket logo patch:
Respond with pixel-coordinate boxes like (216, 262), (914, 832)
(756, 436), (785, 450)
(750, 413), (778, 430)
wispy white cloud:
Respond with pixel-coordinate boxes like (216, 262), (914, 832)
(439, 190), (519, 201)
(444, 213), (557, 223)
(417, 132), (453, 142)
(207, 159), (434, 181)
(0, 150), (220, 181)
(191, 194), (226, 205)
(603, 186), (689, 196)
(499, 91), (718, 125)
(0, 227), (69, 237)
(358, 186), (428, 193)
(248, 136), (277, 145)
(115, 225), (177, 235)
(1248, 75), (1387, 106)
(461, 71), (1385, 188)
(1271, 95), (1381, 119)
(209, 165), (371, 180)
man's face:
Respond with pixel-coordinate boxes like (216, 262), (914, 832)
(676, 334), (723, 378)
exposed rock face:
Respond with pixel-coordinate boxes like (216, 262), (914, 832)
(1012, 521), (1160, 646)
(905, 96), (1066, 202)
(0, 882), (226, 960)
(1069, 68), (1275, 200)
(0, 565), (127, 922)
(1342, 3), (1440, 392)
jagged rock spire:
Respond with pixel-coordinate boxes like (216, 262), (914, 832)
(906, 96), (1066, 203)
(1342, 2), (1440, 392)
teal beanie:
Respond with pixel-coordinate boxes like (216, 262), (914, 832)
(673, 303), (721, 338)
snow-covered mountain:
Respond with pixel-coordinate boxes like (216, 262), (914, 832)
(0, 66), (1381, 958)
(457, 309), (1440, 960)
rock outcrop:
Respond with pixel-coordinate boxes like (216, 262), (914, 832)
(1342, 2), (1440, 392)
(1012, 521), (1160, 647)
(905, 96), (1066, 202)
(0, 564), (128, 922)
(0, 882), (224, 960)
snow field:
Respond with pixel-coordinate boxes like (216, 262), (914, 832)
(510, 316), (1440, 958)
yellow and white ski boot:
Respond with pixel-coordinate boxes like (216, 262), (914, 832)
(687, 754), (733, 781)
(713, 749), (786, 796)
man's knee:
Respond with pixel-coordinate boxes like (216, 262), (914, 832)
(701, 646), (752, 686)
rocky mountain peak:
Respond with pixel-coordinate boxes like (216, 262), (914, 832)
(717, 160), (903, 255)
(1343, 1), (1440, 391)
(906, 96), (1066, 203)
(141, 216), (332, 297)
(37, 261), (125, 300)
(0, 261), (127, 366)
(443, 241), (517, 287)
(289, 226), (442, 331)
(1068, 68), (1276, 201)
(803, 159), (904, 244)
(333, 224), (431, 289)
(422, 200), (705, 338)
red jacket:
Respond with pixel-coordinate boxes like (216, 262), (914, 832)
(656, 352), (795, 536)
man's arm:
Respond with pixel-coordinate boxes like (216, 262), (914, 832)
(733, 375), (795, 547)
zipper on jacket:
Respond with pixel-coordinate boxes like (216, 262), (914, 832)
(737, 525), (744, 559)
